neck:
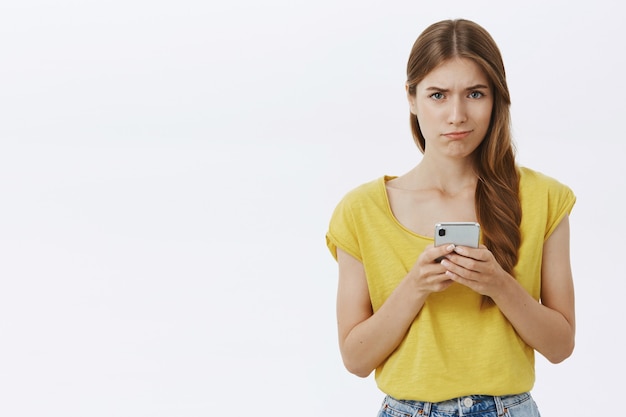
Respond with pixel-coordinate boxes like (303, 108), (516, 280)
(411, 155), (478, 195)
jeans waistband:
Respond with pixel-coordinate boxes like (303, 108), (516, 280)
(382, 392), (531, 416)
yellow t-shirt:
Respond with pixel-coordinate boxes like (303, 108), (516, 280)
(326, 167), (575, 402)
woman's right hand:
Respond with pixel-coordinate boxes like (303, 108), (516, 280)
(404, 243), (458, 296)
(335, 243), (456, 377)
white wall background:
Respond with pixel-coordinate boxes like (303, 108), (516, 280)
(0, 0), (623, 416)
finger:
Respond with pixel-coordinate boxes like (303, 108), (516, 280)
(453, 245), (488, 261)
(440, 258), (479, 281)
(432, 244), (456, 263)
(421, 261), (452, 279)
(444, 254), (482, 274)
(427, 273), (455, 292)
(445, 269), (476, 290)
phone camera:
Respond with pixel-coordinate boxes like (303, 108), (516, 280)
(438, 228), (446, 236)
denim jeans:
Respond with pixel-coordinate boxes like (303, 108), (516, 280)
(378, 392), (540, 417)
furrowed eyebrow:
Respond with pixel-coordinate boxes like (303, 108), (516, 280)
(466, 84), (489, 91)
(425, 87), (449, 92)
(424, 84), (490, 92)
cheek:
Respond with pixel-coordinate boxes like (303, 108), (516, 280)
(415, 104), (437, 125)
(415, 111), (439, 142)
(473, 104), (493, 129)
(417, 110), (443, 140)
(479, 112), (492, 128)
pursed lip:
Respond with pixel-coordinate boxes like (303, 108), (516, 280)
(443, 130), (472, 139)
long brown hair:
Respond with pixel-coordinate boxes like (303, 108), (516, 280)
(406, 19), (521, 274)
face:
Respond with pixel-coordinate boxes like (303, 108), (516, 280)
(408, 58), (493, 159)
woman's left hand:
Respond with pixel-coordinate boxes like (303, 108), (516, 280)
(440, 217), (575, 364)
(439, 245), (511, 297)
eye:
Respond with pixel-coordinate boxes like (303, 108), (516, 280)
(468, 91), (484, 99)
(430, 92), (445, 100)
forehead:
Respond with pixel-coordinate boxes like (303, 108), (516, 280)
(417, 58), (489, 89)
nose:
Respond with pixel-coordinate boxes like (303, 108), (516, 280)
(448, 97), (467, 124)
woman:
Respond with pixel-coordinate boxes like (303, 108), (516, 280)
(326, 19), (575, 416)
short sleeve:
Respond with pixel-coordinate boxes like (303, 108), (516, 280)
(545, 180), (576, 240)
(326, 193), (362, 262)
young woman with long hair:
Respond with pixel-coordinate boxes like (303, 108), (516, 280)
(326, 19), (575, 416)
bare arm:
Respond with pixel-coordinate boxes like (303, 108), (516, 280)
(336, 244), (455, 377)
(496, 216), (575, 362)
(442, 216), (575, 363)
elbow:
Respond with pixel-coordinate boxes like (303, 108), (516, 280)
(544, 338), (575, 364)
(345, 364), (374, 378)
(339, 339), (376, 378)
(546, 352), (572, 364)
(341, 355), (374, 378)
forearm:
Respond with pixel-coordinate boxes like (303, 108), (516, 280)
(340, 278), (428, 377)
(493, 276), (575, 363)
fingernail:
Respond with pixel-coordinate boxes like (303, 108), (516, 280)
(446, 244), (455, 251)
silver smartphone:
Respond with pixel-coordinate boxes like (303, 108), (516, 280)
(434, 222), (480, 248)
